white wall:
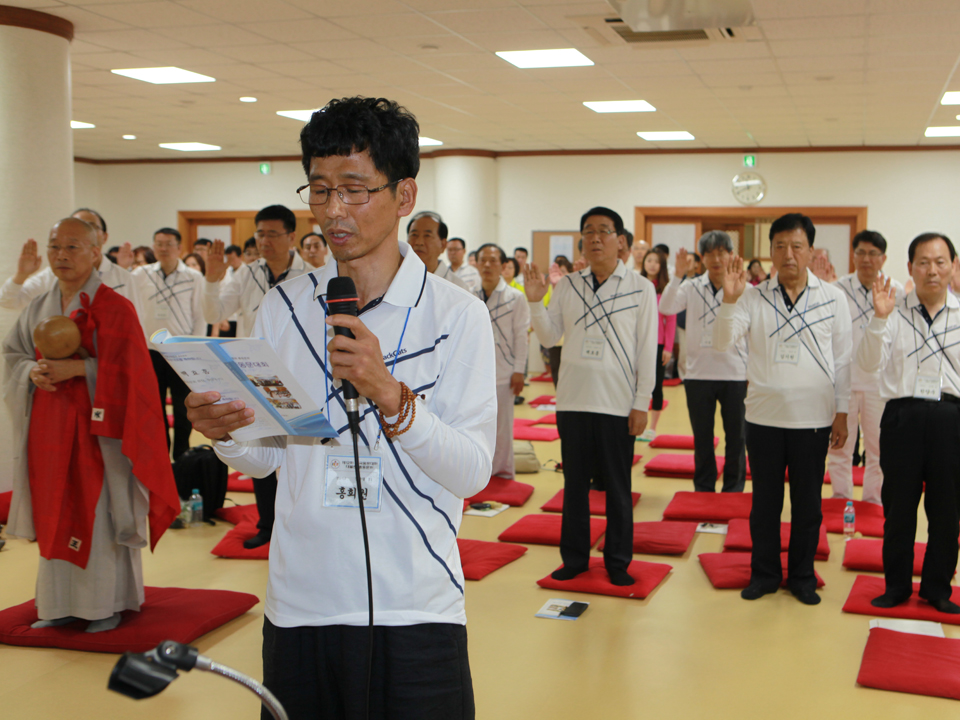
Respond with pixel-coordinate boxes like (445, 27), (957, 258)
(74, 149), (960, 285)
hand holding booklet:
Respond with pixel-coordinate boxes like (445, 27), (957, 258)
(151, 329), (338, 443)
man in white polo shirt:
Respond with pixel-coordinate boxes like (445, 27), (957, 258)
(525, 206), (658, 587)
(406, 211), (470, 291)
(828, 230), (902, 506)
(185, 96), (495, 718)
(716, 213), (851, 606)
(859, 232), (960, 613)
(660, 231), (749, 493)
(447, 237), (481, 292)
(475, 242), (529, 479)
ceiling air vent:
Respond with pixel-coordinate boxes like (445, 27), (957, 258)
(572, 14), (760, 47)
(610, 23), (710, 43)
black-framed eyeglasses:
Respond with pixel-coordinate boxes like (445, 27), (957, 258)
(296, 180), (401, 206)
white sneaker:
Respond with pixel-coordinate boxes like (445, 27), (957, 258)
(638, 429), (656, 442)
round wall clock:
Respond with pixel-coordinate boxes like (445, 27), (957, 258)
(731, 172), (766, 205)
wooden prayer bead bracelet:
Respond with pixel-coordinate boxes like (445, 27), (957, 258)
(378, 382), (422, 439)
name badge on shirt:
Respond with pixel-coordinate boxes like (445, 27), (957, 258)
(700, 327), (714, 348)
(913, 374), (942, 401)
(775, 339), (800, 364)
(324, 451), (383, 511)
(154, 303), (170, 319)
(581, 337), (605, 360)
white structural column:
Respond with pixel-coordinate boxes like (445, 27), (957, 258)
(433, 152), (498, 252)
(0, 7), (75, 492)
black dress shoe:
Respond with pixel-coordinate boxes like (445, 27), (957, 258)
(741, 583), (778, 600)
(791, 587), (821, 605)
(923, 596), (960, 614)
(243, 533), (271, 550)
(514, 395), (524, 405)
(871, 591), (911, 609)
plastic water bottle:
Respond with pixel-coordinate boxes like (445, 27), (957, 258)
(189, 489), (204, 527)
(843, 501), (856, 540)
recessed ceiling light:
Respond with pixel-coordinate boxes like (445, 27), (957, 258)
(584, 100), (655, 113)
(925, 126), (960, 137)
(239, 97), (257, 103)
(637, 131), (695, 141)
(419, 136), (443, 147)
(159, 142), (222, 151)
(955, 115), (960, 121)
(941, 92), (960, 105)
(122, 134), (136, 140)
(71, 121), (95, 129)
(111, 67), (215, 84)
(277, 109), (318, 122)
(496, 48), (593, 69)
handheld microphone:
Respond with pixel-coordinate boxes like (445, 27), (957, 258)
(326, 276), (361, 433)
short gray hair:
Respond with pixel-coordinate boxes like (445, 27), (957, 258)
(698, 230), (733, 255)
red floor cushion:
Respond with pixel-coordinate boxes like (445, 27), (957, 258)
(227, 471), (254, 493)
(842, 538), (926, 575)
(528, 395), (556, 408)
(857, 627), (960, 701)
(662, 491), (752, 523)
(0, 586), (258, 653)
(466, 476), (535, 507)
(648, 399), (669, 410)
(457, 538), (527, 580)
(644, 453), (724, 479)
(214, 503), (259, 525)
(842, 575), (960, 625)
(540, 489), (641, 516)
(530, 372), (553, 382)
(514, 418), (537, 427)
(534, 413), (556, 425)
(537, 557), (672, 599)
(599, 521), (699, 555)
(649, 434), (718, 450)
(513, 424), (560, 442)
(723, 518), (830, 561)
(211, 520), (269, 559)
(498, 514), (606, 547)
(822, 498), (884, 537)
(823, 465), (864, 486)
(633, 454), (642, 466)
(698, 552), (825, 589)
(663, 378), (682, 387)
(0, 490), (10, 524)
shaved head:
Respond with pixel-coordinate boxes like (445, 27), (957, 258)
(52, 217), (98, 245)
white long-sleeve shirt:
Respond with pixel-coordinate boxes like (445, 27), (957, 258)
(660, 273), (748, 381)
(714, 269), (852, 429)
(834, 272), (904, 392)
(857, 290), (960, 401)
(433, 260), (469, 291)
(476, 278), (530, 386)
(214, 241), (496, 629)
(202, 252), (309, 337)
(454, 263), (482, 292)
(528, 260), (658, 416)
(131, 260), (205, 339)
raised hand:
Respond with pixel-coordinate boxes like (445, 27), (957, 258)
(15, 239), (42, 284)
(674, 248), (694, 278)
(116, 242), (134, 269)
(721, 255), (747, 304)
(872, 276), (896, 319)
(205, 239), (228, 282)
(523, 263), (549, 303)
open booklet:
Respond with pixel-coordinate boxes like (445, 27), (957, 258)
(151, 329), (338, 443)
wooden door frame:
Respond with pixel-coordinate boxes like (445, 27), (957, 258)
(177, 210), (316, 253)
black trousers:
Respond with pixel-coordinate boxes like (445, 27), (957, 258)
(651, 343), (666, 411)
(879, 398), (960, 602)
(685, 379), (747, 492)
(261, 618), (475, 720)
(745, 422), (831, 593)
(149, 349), (192, 461)
(548, 346), (562, 387)
(556, 411), (635, 572)
(253, 471), (277, 537)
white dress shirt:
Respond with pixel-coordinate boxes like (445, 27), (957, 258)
(202, 252), (309, 337)
(715, 269), (852, 429)
(834, 273), (904, 392)
(214, 241), (496, 628)
(453, 262), (481, 292)
(857, 290), (960, 401)
(131, 260), (205, 339)
(660, 273), (748, 381)
(433, 261), (469, 291)
(476, 278), (530, 386)
(528, 260), (658, 416)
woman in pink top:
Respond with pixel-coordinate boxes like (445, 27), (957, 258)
(639, 248), (676, 441)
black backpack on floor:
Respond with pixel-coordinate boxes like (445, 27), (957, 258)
(172, 445), (228, 522)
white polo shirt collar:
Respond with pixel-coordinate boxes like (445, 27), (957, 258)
(312, 240), (428, 310)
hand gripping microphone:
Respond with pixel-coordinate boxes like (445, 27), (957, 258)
(326, 276), (361, 434)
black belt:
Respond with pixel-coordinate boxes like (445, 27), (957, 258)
(887, 393), (960, 408)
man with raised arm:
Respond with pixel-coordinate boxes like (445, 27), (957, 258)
(858, 233), (960, 613)
(185, 97), (495, 718)
(524, 206), (658, 587)
(715, 213), (851, 606)
(660, 232), (749, 493)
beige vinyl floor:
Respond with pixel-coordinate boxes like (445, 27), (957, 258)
(1, 380), (956, 719)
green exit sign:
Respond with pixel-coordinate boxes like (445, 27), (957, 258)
(743, 154), (757, 168)
(259, 162), (272, 175)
